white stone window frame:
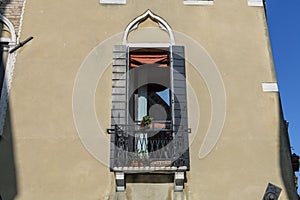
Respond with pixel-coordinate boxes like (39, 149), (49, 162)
(183, 0), (213, 6)
(100, 0), (126, 4)
(122, 10), (175, 45)
(0, 15), (17, 136)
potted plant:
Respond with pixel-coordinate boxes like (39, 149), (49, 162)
(140, 115), (152, 128)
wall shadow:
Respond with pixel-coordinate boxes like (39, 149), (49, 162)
(0, 104), (18, 200)
(0, 1), (18, 200)
(126, 174), (174, 184)
(278, 96), (299, 199)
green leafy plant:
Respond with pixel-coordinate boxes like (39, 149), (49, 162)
(141, 115), (152, 127)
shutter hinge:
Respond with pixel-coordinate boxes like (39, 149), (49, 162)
(106, 128), (115, 134)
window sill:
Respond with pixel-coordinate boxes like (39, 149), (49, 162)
(183, 1), (213, 6)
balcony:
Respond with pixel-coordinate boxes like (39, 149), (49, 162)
(109, 121), (189, 173)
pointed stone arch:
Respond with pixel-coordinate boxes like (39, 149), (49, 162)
(122, 10), (175, 45)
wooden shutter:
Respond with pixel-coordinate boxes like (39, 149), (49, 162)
(111, 45), (128, 127)
(171, 45), (190, 169)
(110, 45), (128, 170)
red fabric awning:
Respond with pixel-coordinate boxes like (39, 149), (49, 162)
(130, 54), (169, 67)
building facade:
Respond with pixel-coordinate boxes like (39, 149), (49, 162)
(0, 0), (298, 199)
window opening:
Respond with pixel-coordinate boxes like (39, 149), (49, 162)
(128, 47), (173, 162)
(110, 11), (190, 179)
(129, 47), (171, 128)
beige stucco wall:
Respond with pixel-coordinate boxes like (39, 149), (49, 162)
(0, 0), (298, 199)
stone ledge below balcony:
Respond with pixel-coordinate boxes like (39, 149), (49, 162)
(113, 166), (187, 173)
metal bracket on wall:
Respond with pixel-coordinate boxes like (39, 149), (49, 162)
(106, 128), (115, 134)
(9, 36), (33, 53)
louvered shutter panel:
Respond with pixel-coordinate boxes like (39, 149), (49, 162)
(111, 45), (128, 126)
(110, 45), (128, 170)
(171, 45), (190, 169)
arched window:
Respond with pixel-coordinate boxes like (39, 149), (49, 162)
(0, 15), (16, 97)
(0, 15), (17, 136)
(0, 22), (12, 96)
(110, 11), (189, 192)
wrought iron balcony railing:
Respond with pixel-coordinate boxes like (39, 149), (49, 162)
(109, 121), (190, 171)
